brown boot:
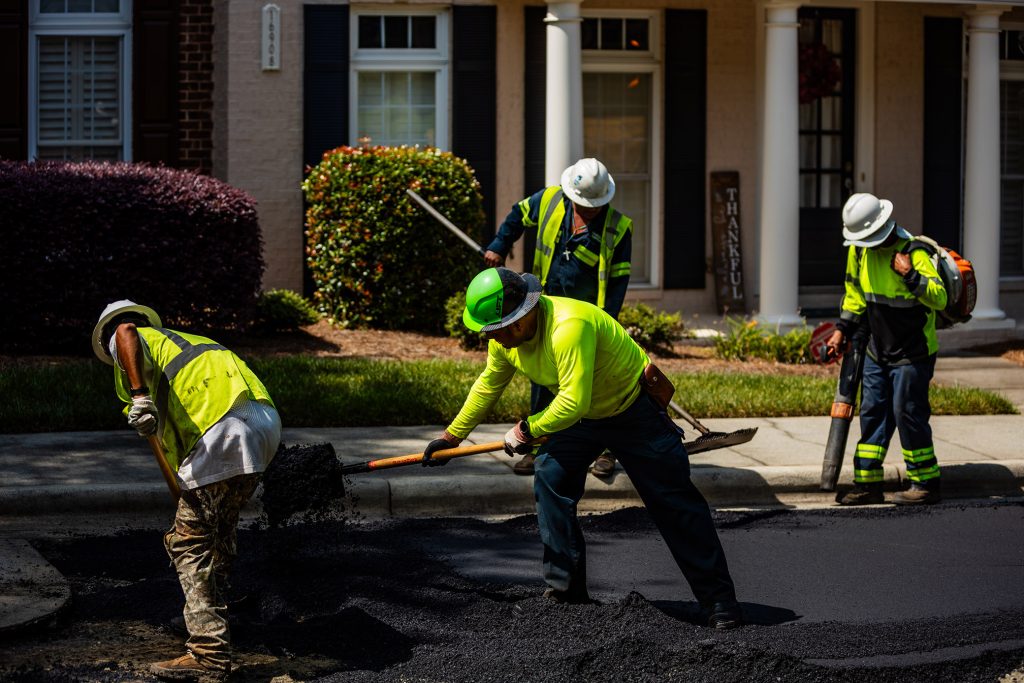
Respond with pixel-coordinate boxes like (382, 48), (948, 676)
(590, 452), (616, 479)
(838, 482), (884, 506)
(894, 481), (941, 505)
(150, 653), (227, 682)
(512, 452), (536, 475)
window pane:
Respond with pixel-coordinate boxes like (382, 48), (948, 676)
(410, 16), (435, 49)
(600, 18), (622, 50)
(358, 72), (383, 105)
(821, 173), (842, 207)
(799, 100), (818, 130)
(625, 19), (648, 51)
(822, 19), (842, 53)
(95, 0), (119, 12)
(38, 36), (122, 153)
(68, 0), (91, 12)
(582, 19), (598, 50)
(800, 135), (817, 168)
(583, 71), (652, 281)
(385, 71), (409, 105)
(1001, 80), (1024, 276)
(359, 16), (382, 49)
(384, 16), (407, 49)
(357, 70), (436, 147)
(820, 134), (841, 167)
(800, 174), (817, 208)
(40, 0), (66, 12)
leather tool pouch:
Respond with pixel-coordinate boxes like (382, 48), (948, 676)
(639, 363), (675, 411)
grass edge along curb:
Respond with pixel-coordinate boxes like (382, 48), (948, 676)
(0, 356), (1015, 433)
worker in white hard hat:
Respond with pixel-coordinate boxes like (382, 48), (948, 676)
(824, 193), (947, 506)
(92, 300), (282, 681)
(483, 158), (633, 478)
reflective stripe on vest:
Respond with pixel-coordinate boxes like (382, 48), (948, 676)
(154, 328), (228, 425)
(532, 186), (632, 309)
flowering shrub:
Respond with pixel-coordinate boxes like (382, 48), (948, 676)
(0, 161), (263, 353)
(303, 146), (486, 332)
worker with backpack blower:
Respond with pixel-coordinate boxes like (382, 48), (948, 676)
(483, 158), (632, 477)
(825, 193), (947, 505)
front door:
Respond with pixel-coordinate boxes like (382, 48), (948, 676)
(798, 8), (856, 286)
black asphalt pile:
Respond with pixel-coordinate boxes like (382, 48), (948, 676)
(258, 442), (348, 527)
(1, 510), (1021, 682)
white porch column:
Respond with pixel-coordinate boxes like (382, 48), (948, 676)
(757, 2), (804, 326)
(544, 2), (584, 185)
(964, 7), (1006, 321)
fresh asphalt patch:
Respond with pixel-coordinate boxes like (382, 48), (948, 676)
(0, 502), (1021, 682)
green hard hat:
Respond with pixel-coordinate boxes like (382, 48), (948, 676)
(463, 268), (542, 333)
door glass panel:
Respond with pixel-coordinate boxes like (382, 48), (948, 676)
(799, 100), (818, 129)
(800, 174), (817, 208)
(800, 135), (817, 167)
(821, 96), (840, 130)
(821, 173), (842, 208)
(820, 135), (841, 167)
(583, 71), (652, 282)
(822, 19), (842, 52)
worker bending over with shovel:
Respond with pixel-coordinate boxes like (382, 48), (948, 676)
(422, 269), (742, 629)
(92, 300), (281, 681)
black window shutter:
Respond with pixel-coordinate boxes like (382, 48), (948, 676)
(133, 0), (179, 165)
(452, 6), (497, 243)
(663, 10), (707, 289)
(0, 0), (27, 159)
(923, 17), (964, 252)
(303, 5), (349, 171)
(521, 5), (547, 272)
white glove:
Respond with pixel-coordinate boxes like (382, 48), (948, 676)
(127, 396), (158, 436)
(503, 420), (534, 456)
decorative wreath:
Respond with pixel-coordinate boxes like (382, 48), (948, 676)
(798, 42), (841, 104)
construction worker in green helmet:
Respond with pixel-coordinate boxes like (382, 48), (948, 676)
(421, 268), (742, 629)
(92, 300), (282, 681)
(484, 158), (632, 478)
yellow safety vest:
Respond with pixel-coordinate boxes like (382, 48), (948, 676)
(530, 186), (633, 310)
(114, 327), (274, 470)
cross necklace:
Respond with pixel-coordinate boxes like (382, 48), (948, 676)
(564, 210), (588, 260)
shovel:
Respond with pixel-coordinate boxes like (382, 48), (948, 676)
(341, 439), (546, 474)
(670, 400), (758, 454)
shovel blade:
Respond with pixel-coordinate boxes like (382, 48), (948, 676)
(683, 427), (758, 454)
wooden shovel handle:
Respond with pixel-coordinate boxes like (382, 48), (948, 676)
(146, 435), (181, 502)
(342, 438), (547, 474)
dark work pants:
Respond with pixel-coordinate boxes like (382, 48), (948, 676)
(533, 392), (737, 605)
(856, 353), (940, 485)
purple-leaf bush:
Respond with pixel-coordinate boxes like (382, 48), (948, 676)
(0, 161), (264, 353)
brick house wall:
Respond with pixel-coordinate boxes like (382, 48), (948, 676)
(179, 0), (214, 174)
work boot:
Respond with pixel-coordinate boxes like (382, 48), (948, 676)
(838, 482), (884, 506)
(590, 452), (616, 479)
(150, 653), (227, 682)
(705, 601), (744, 630)
(543, 586), (592, 604)
(512, 452), (536, 475)
(894, 481), (941, 506)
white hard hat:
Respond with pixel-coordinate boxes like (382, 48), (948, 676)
(91, 299), (161, 365)
(841, 192), (910, 247)
(560, 158), (615, 208)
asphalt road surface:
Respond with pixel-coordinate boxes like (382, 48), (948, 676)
(1, 500), (1022, 682)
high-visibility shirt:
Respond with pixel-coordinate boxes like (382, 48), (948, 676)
(446, 296), (648, 439)
(485, 186), (633, 317)
(839, 237), (947, 364)
(113, 326), (275, 470)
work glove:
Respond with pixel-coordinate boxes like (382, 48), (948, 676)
(422, 431), (462, 467)
(127, 396), (158, 437)
(503, 420), (534, 457)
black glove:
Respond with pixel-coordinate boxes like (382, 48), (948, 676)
(422, 433), (461, 467)
(503, 420), (533, 456)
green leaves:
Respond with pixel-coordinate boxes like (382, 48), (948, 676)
(303, 146), (486, 332)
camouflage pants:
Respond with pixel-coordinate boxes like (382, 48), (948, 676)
(163, 473), (261, 672)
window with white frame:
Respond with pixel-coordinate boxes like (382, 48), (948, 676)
(29, 1), (131, 161)
(350, 9), (449, 149)
(582, 12), (660, 286)
(1000, 27), (1024, 278)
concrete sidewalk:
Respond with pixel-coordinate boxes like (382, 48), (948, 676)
(2, 353), (1023, 635)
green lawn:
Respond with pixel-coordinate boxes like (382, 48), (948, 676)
(0, 356), (1014, 433)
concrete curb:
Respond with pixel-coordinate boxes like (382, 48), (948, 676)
(2, 461), (1022, 518)
(0, 539), (71, 636)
